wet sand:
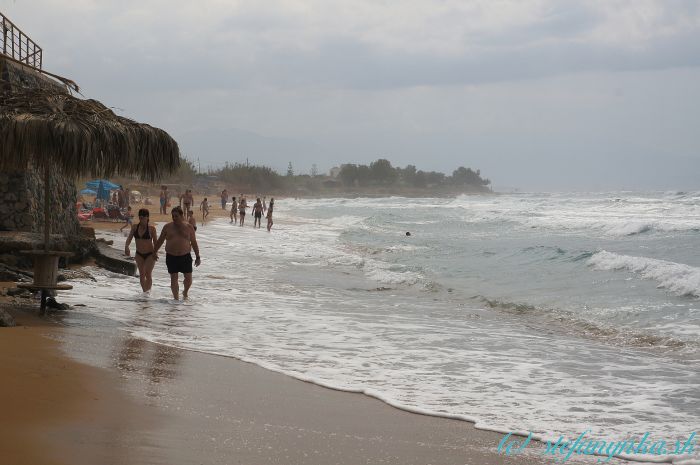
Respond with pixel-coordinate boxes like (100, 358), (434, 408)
(0, 305), (560, 465)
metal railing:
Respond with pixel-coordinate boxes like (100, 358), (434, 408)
(1, 12), (42, 70)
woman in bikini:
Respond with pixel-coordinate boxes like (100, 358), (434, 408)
(124, 208), (159, 292)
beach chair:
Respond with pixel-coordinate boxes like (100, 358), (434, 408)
(92, 207), (108, 220)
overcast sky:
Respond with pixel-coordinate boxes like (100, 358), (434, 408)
(3, 0), (700, 190)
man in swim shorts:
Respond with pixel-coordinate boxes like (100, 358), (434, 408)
(252, 198), (264, 228)
(154, 206), (201, 300)
(181, 189), (193, 218)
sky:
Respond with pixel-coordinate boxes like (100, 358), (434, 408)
(2, 0), (700, 190)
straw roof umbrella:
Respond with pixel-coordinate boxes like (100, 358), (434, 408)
(0, 85), (180, 250)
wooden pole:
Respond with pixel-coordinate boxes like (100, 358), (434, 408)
(44, 162), (50, 251)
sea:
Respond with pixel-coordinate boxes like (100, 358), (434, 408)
(61, 192), (700, 462)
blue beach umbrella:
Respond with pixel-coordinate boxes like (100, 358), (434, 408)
(85, 179), (120, 201)
(80, 188), (97, 195)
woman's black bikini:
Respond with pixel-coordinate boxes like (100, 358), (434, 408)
(133, 224), (154, 260)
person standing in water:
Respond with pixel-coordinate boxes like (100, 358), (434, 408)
(266, 198), (274, 232)
(124, 208), (159, 292)
(220, 189), (229, 210)
(239, 197), (248, 226)
(230, 197), (238, 223)
(181, 189), (194, 218)
(154, 206), (201, 300)
(252, 198), (264, 228)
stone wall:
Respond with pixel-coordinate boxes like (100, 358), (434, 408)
(0, 166), (80, 239)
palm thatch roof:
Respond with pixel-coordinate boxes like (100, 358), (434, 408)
(0, 84), (180, 182)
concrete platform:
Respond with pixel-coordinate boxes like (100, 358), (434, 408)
(95, 241), (136, 276)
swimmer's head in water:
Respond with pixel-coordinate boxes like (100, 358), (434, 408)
(406, 232), (411, 236)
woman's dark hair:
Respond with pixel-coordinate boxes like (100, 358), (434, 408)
(138, 208), (149, 217)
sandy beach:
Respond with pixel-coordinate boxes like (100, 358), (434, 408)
(0, 303), (558, 465)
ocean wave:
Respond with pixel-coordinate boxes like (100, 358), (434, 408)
(588, 251), (700, 297)
(603, 222), (654, 236)
(473, 296), (690, 352)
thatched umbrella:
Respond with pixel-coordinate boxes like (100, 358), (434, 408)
(0, 84), (180, 250)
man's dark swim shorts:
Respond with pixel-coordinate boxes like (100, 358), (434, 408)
(166, 253), (193, 274)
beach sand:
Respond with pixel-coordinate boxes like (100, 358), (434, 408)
(0, 304), (560, 465)
(0, 200), (563, 465)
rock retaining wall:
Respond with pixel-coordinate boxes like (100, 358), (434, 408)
(0, 167), (80, 238)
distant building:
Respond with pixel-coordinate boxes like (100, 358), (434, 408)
(329, 166), (341, 178)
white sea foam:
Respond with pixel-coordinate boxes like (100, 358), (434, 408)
(589, 251), (700, 297)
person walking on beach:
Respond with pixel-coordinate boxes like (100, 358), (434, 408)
(154, 206), (201, 300)
(266, 198), (274, 232)
(230, 197), (238, 223)
(252, 198), (264, 228)
(200, 197), (210, 222)
(124, 208), (159, 292)
(181, 190), (193, 218)
(262, 196), (267, 213)
(239, 197), (247, 226)
(221, 189), (229, 210)
(159, 185), (168, 214)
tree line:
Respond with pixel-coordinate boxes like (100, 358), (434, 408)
(336, 159), (490, 189)
(165, 157), (491, 194)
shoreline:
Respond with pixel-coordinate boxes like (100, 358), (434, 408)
(1, 304), (559, 465)
(2, 201), (667, 465)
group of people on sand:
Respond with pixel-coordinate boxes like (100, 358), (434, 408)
(229, 194), (274, 231)
(124, 207), (201, 300)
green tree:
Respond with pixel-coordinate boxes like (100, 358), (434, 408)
(339, 164), (359, 187)
(357, 165), (371, 186)
(369, 158), (397, 185)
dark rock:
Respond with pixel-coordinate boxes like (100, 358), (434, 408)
(6, 287), (29, 296)
(0, 308), (15, 327)
(57, 269), (96, 282)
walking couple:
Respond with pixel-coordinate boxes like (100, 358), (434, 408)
(125, 206), (201, 300)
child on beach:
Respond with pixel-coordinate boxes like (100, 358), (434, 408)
(200, 198), (210, 222)
(120, 206), (133, 232)
(188, 210), (197, 231)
